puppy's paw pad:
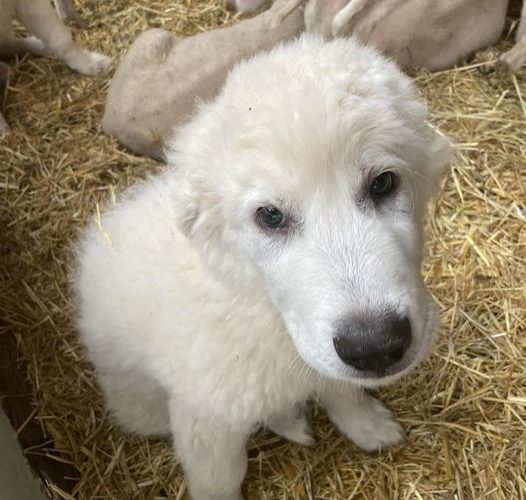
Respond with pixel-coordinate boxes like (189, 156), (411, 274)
(349, 400), (404, 452)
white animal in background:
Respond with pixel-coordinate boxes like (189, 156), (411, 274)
(76, 35), (451, 500)
(499, 0), (526, 72)
(0, 61), (9, 133)
(0, 0), (109, 73)
(231, 0), (514, 71)
(228, 0), (270, 12)
(0, 0), (110, 134)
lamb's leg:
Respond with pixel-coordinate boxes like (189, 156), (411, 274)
(498, 35), (526, 72)
(52, 0), (87, 28)
(304, 0), (350, 37)
(0, 61), (9, 86)
(331, 0), (406, 37)
(496, 0), (526, 72)
(0, 35), (48, 58)
(329, 0), (366, 36)
(270, 0), (305, 27)
(516, 0), (526, 42)
(320, 383), (404, 452)
(15, 0), (110, 75)
(228, 0), (271, 14)
(0, 3), (46, 59)
(170, 399), (248, 500)
(0, 112), (9, 135)
(0, 62), (10, 135)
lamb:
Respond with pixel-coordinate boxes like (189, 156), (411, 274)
(228, 0), (270, 12)
(0, 61), (9, 133)
(102, 0), (304, 159)
(77, 35), (451, 500)
(498, 0), (526, 72)
(0, 0), (110, 134)
(233, 0), (510, 71)
(103, 0), (518, 158)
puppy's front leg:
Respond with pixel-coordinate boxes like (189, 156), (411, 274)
(320, 383), (404, 452)
(267, 408), (313, 445)
(170, 400), (248, 500)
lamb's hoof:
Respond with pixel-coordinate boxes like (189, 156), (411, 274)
(24, 36), (47, 56)
(0, 122), (11, 136)
(0, 63), (9, 86)
(66, 49), (111, 75)
(494, 51), (522, 75)
(228, 0), (269, 14)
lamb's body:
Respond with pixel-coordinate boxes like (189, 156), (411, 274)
(77, 36), (450, 500)
(231, 0), (511, 71)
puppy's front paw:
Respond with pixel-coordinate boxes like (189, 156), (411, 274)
(344, 398), (404, 452)
(268, 412), (314, 446)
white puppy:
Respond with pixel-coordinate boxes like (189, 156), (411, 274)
(76, 35), (451, 500)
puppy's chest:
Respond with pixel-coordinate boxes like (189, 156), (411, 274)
(168, 330), (316, 423)
(229, 340), (314, 411)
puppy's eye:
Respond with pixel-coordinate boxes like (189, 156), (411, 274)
(370, 172), (395, 198)
(256, 206), (284, 229)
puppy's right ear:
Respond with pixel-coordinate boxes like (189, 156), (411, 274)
(173, 173), (223, 247)
(173, 175), (200, 236)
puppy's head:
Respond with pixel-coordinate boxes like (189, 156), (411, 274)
(168, 35), (451, 386)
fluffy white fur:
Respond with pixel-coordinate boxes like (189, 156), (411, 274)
(76, 35), (451, 500)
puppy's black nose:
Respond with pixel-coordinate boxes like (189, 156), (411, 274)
(333, 312), (412, 373)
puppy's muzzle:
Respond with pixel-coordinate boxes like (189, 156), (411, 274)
(333, 311), (412, 375)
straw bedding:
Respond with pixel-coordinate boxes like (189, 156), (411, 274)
(0, 1), (525, 499)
